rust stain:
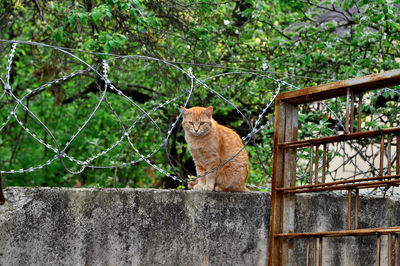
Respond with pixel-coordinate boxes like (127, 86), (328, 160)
(277, 69), (400, 105)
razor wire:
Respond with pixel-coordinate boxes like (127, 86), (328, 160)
(1, 39), (399, 195)
(0, 40), (285, 188)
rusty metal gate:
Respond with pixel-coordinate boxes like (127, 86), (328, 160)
(268, 69), (400, 265)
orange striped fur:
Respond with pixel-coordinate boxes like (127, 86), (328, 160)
(181, 106), (249, 192)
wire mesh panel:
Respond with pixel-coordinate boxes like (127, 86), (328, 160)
(268, 69), (400, 265)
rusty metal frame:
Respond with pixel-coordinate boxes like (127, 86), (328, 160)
(0, 172), (5, 205)
(268, 69), (400, 265)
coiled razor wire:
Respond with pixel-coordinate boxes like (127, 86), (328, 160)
(1, 40), (399, 195)
(0, 40), (285, 189)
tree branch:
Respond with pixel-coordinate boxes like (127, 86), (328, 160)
(62, 80), (152, 104)
(260, 20), (292, 40)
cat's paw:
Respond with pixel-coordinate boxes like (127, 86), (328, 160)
(188, 179), (198, 189)
(193, 183), (204, 190)
(203, 184), (215, 191)
(214, 185), (225, 192)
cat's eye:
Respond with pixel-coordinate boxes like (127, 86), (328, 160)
(189, 121), (194, 125)
(199, 122), (205, 125)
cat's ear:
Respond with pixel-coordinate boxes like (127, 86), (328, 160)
(205, 106), (213, 118)
(180, 106), (189, 117)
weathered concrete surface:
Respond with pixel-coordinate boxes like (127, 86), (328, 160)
(0, 188), (269, 266)
(0, 188), (399, 266)
(295, 192), (400, 265)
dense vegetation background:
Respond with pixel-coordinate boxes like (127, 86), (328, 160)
(1, 0), (399, 189)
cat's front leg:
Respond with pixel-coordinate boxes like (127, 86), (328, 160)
(203, 173), (216, 191)
(203, 156), (219, 191)
(193, 178), (205, 190)
(193, 164), (206, 190)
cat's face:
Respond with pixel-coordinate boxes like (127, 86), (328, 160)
(181, 106), (213, 137)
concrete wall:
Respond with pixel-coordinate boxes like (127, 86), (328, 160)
(0, 188), (399, 266)
(0, 188), (269, 266)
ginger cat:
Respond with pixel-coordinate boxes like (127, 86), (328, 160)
(181, 106), (249, 192)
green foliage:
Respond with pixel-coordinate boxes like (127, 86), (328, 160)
(1, 0), (399, 189)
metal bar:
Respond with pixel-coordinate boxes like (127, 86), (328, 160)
(282, 178), (400, 193)
(268, 100), (284, 266)
(274, 227), (400, 239)
(350, 89), (355, 133)
(277, 174), (400, 192)
(318, 238), (323, 266)
(395, 235), (399, 266)
(322, 144), (327, 183)
(315, 145), (319, 184)
(397, 135), (400, 175)
(377, 235), (381, 266)
(276, 116), (286, 265)
(268, 101), (298, 266)
(389, 234), (392, 266)
(355, 189), (359, 230)
(358, 92), (363, 132)
(347, 189), (352, 230)
(279, 127), (400, 149)
(354, 151), (357, 180)
(381, 134), (385, 176)
(389, 135), (392, 176)
(309, 144), (314, 185)
(276, 69), (400, 105)
(282, 103), (298, 266)
(306, 238), (310, 266)
(0, 171), (5, 205)
(313, 238), (317, 266)
(345, 88), (350, 134)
